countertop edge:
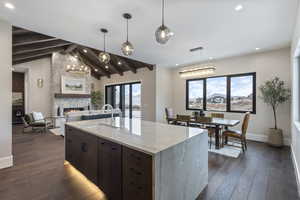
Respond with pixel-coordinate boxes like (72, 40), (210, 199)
(65, 123), (206, 156)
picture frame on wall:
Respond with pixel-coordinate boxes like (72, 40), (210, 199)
(61, 76), (87, 94)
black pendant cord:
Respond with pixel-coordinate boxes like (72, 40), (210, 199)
(103, 33), (106, 52)
(126, 18), (129, 42)
(162, 0), (165, 26)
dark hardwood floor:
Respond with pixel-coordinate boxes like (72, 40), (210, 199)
(0, 125), (299, 200)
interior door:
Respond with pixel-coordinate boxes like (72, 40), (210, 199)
(12, 72), (25, 124)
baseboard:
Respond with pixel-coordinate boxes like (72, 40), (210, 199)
(291, 145), (300, 197)
(246, 133), (291, 146)
(0, 155), (13, 169)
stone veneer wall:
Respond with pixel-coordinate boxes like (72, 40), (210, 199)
(51, 52), (91, 116)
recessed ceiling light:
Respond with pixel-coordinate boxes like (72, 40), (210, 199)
(105, 65), (109, 69)
(4, 2), (15, 10)
(255, 47), (260, 50)
(235, 4), (243, 11)
(83, 49), (87, 53)
(94, 69), (98, 72)
(118, 61), (122, 65)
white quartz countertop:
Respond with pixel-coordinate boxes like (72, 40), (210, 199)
(66, 117), (206, 155)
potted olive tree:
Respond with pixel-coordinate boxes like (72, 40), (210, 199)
(259, 77), (290, 147)
(91, 90), (103, 110)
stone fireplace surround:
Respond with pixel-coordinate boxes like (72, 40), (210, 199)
(51, 52), (92, 117)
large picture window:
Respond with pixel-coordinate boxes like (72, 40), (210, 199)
(206, 77), (227, 111)
(186, 72), (256, 113)
(187, 80), (204, 110)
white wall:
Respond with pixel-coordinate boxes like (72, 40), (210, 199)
(170, 48), (291, 143)
(14, 57), (52, 117)
(291, 2), (300, 194)
(0, 20), (12, 169)
(97, 67), (156, 121)
(155, 67), (173, 123)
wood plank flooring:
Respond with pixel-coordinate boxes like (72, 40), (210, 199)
(0, 126), (299, 200)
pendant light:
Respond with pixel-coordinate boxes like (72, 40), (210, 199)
(98, 28), (110, 64)
(155, 0), (173, 44)
(121, 13), (134, 56)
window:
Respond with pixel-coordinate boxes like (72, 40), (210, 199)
(230, 75), (254, 112)
(187, 80), (204, 110)
(105, 82), (141, 118)
(206, 77), (227, 111)
(186, 72), (256, 113)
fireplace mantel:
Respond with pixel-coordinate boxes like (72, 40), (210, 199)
(54, 93), (91, 98)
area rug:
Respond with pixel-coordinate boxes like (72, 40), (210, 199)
(208, 139), (242, 158)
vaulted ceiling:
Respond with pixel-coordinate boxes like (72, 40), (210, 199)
(2, 0), (298, 67)
(12, 27), (154, 79)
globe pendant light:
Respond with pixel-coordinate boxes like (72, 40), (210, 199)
(99, 28), (110, 64)
(155, 0), (173, 44)
(121, 13), (134, 56)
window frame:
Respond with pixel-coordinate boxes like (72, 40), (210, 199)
(186, 72), (256, 114)
(105, 81), (141, 118)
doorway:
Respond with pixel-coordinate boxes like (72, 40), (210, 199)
(105, 82), (141, 118)
(12, 72), (25, 124)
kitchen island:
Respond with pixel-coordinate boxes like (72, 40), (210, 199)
(65, 117), (208, 200)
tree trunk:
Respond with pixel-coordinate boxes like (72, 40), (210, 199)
(272, 106), (277, 129)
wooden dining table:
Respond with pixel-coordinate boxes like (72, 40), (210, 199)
(171, 117), (240, 149)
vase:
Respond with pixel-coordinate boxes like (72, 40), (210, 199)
(267, 128), (283, 147)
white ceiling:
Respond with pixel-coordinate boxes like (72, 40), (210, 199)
(0, 0), (298, 67)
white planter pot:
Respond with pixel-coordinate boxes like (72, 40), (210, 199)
(267, 128), (283, 147)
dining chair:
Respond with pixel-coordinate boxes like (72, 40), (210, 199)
(222, 112), (250, 152)
(165, 108), (176, 124)
(210, 113), (224, 118)
(195, 116), (215, 149)
(176, 115), (191, 126)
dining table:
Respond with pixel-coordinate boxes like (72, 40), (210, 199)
(171, 117), (240, 149)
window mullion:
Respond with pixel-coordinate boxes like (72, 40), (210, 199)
(203, 79), (207, 111)
(227, 76), (231, 112)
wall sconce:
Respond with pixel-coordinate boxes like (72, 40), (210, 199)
(37, 78), (44, 88)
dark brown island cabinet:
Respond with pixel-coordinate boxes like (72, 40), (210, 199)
(65, 118), (208, 200)
(65, 125), (152, 200)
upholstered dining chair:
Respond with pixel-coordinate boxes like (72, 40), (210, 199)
(210, 113), (225, 118)
(195, 116), (215, 149)
(165, 108), (176, 124)
(210, 112), (226, 131)
(222, 112), (250, 152)
(176, 115), (191, 126)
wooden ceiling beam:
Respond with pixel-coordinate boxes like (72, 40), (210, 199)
(89, 49), (123, 76)
(13, 47), (64, 63)
(13, 34), (60, 47)
(91, 70), (101, 80)
(13, 40), (71, 55)
(145, 64), (154, 71)
(13, 54), (52, 65)
(63, 44), (78, 54)
(79, 48), (111, 74)
(78, 52), (110, 78)
(13, 28), (32, 36)
(110, 55), (136, 73)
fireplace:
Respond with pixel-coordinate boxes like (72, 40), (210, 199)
(63, 107), (85, 114)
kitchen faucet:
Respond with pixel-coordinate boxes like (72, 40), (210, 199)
(102, 104), (114, 121)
